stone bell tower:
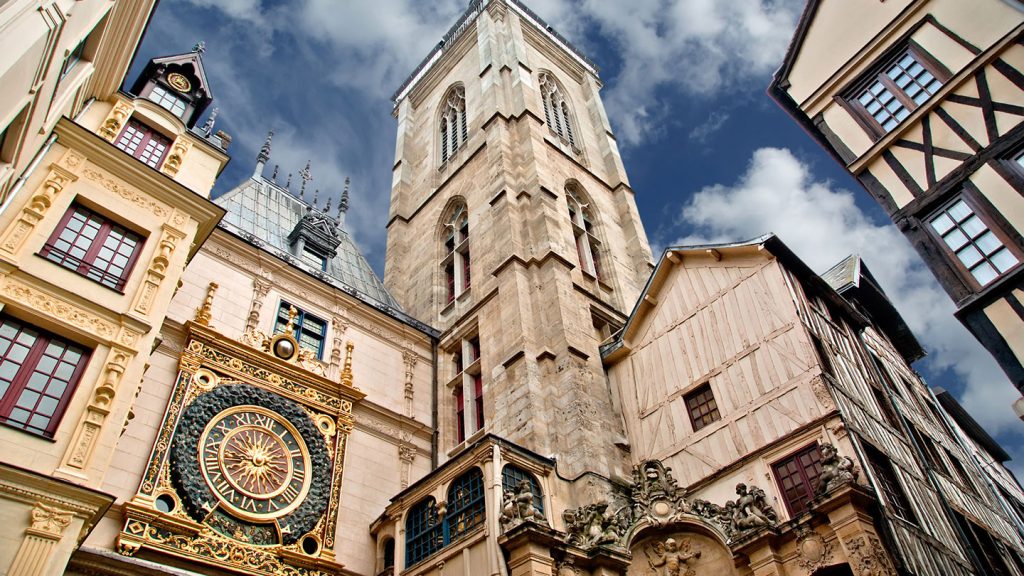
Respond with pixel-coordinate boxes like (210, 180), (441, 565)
(384, 0), (652, 478)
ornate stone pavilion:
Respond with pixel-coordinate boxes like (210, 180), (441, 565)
(0, 1), (1023, 576)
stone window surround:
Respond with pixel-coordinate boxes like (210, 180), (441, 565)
(448, 333), (482, 446)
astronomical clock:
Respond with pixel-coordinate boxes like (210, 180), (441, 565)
(117, 304), (363, 576)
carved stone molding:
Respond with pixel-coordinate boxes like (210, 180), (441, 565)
(403, 348), (417, 416)
(161, 137), (192, 178)
(0, 278), (131, 344)
(842, 533), (896, 576)
(63, 349), (133, 471)
(794, 524), (833, 573)
(99, 101), (133, 141)
(0, 166), (77, 258)
(399, 444), (416, 489)
(134, 227), (185, 315)
(245, 277), (272, 333)
(28, 503), (73, 539)
(81, 167), (170, 217)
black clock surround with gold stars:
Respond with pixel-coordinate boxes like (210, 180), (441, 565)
(170, 384), (331, 545)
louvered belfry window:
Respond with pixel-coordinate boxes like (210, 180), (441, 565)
(540, 72), (577, 150)
(440, 86), (468, 164)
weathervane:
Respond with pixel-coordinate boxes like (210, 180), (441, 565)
(299, 160), (313, 199)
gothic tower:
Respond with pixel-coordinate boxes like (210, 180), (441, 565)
(384, 0), (653, 478)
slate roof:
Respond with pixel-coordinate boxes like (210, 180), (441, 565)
(214, 177), (404, 311)
(822, 255), (926, 363)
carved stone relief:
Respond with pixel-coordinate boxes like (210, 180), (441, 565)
(817, 443), (857, 496)
(628, 532), (731, 576)
(843, 533), (897, 576)
(794, 524), (834, 573)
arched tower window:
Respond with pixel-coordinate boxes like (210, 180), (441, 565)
(382, 537), (395, 573)
(566, 185), (601, 279)
(440, 86), (468, 164)
(502, 464), (544, 517)
(405, 498), (441, 566)
(442, 203), (471, 304)
(539, 73), (577, 150)
(447, 468), (485, 542)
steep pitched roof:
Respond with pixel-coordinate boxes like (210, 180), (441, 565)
(214, 177), (403, 312)
(601, 234), (871, 361)
(822, 255), (926, 363)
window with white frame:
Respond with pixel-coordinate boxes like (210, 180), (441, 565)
(849, 46), (945, 136)
(928, 197), (1019, 287)
(539, 72), (577, 150)
(566, 186), (601, 279)
(439, 86), (468, 165)
(148, 84), (188, 118)
(451, 335), (482, 444)
(442, 204), (470, 304)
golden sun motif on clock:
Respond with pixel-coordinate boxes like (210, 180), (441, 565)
(167, 72), (191, 93)
(199, 406), (311, 522)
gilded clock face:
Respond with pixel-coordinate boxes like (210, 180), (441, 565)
(170, 383), (332, 546)
(199, 406), (311, 521)
(167, 72), (191, 92)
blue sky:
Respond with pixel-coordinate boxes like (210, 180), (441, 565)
(128, 0), (1024, 470)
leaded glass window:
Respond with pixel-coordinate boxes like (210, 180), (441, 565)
(929, 198), (1019, 287)
(0, 315), (89, 437)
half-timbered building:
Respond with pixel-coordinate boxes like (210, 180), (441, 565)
(769, 0), (1024, 412)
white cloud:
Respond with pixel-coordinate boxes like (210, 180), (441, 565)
(688, 110), (730, 143)
(577, 0), (802, 145)
(674, 147), (1024, 444)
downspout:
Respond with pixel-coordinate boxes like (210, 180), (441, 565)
(488, 444), (508, 576)
(432, 338), (439, 469)
(1, 96), (95, 217)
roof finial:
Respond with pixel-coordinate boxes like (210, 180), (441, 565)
(271, 164), (279, 182)
(285, 173), (292, 189)
(299, 160), (312, 200)
(192, 41), (206, 54)
(325, 196), (332, 213)
(338, 177), (350, 227)
(254, 130), (273, 179)
(313, 188), (319, 207)
(201, 107), (219, 136)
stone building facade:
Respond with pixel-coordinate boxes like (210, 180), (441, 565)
(1, 1), (1024, 576)
(768, 0), (1024, 413)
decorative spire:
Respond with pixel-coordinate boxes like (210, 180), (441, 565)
(313, 188), (319, 208)
(254, 130), (273, 179)
(299, 160), (312, 199)
(325, 197), (332, 213)
(285, 173), (292, 189)
(341, 341), (355, 387)
(338, 177), (350, 227)
(271, 164), (279, 182)
(201, 107), (219, 136)
(192, 41), (206, 55)
(194, 282), (218, 326)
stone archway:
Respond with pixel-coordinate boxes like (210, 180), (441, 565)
(627, 525), (736, 576)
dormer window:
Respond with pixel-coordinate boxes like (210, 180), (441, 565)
(148, 84), (188, 117)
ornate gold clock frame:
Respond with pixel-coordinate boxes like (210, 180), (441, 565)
(117, 315), (363, 576)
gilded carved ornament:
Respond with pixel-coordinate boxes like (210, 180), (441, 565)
(28, 503), (74, 539)
(161, 138), (192, 178)
(99, 101), (134, 142)
(194, 282), (218, 326)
